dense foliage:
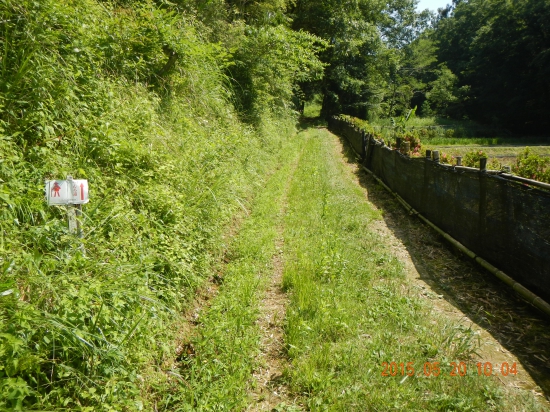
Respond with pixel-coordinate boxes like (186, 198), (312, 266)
(513, 148), (550, 183)
(433, 0), (550, 133)
(289, 0), (429, 119)
(0, 0), (322, 409)
(403, 0), (550, 133)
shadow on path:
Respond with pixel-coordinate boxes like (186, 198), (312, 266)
(297, 116), (326, 131)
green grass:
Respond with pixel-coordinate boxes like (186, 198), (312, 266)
(372, 116), (521, 140)
(278, 127), (546, 411)
(163, 133), (305, 411)
(303, 95), (323, 119)
(373, 116), (454, 128)
(424, 144), (550, 158)
(424, 136), (550, 145)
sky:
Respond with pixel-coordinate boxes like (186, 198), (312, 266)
(416, 0), (450, 12)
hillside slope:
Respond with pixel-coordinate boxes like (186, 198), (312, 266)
(0, 0), (317, 409)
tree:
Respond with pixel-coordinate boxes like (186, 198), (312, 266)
(289, 0), (419, 119)
(229, 25), (326, 123)
(432, 0), (550, 132)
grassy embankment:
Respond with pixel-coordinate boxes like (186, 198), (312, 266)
(0, 0), (297, 409)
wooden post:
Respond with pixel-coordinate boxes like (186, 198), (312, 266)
(455, 156), (462, 166)
(479, 159), (488, 248)
(402, 141), (410, 156)
(480, 157), (487, 172)
(432, 150), (440, 163)
(425, 149), (432, 159)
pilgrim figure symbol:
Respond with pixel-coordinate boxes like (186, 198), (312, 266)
(52, 182), (61, 197)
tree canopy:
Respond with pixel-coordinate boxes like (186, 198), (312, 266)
(431, 0), (550, 133)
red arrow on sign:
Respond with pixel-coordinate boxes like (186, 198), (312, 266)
(80, 183), (84, 200)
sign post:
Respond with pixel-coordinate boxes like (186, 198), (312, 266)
(45, 176), (89, 242)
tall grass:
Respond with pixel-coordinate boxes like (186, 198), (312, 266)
(0, 0), (299, 409)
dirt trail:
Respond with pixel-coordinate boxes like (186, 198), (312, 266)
(329, 129), (550, 405)
(247, 151), (303, 411)
(247, 235), (291, 410)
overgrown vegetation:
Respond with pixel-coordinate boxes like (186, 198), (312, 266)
(302, 0), (550, 135)
(0, 0), (320, 409)
(463, 150), (488, 168)
(2, 0), (549, 408)
(430, 0), (550, 133)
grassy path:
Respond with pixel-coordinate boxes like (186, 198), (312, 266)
(170, 133), (305, 411)
(280, 127), (546, 411)
(247, 145), (303, 410)
(171, 126), (547, 411)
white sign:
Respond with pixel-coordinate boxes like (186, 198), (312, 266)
(46, 178), (89, 205)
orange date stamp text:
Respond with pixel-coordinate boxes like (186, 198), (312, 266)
(381, 361), (517, 377)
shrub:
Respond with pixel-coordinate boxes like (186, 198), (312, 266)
(444, 129), (455, 138)
(513, 147), (550, 183)
(463, 150), (487, 168)
(418, 128), (439, 139)
(440, 152), (453, 164)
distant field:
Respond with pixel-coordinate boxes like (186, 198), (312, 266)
(300, 107), (550, 168)
(422, 144), (550, 169)
(373, 116), (484, 129)
(374, 116), (550, 140)
(372, 116), (550, 168)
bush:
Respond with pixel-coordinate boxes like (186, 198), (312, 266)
(444, 129), (455, 138)
(440, 152), (453, 164)
(463, 150), (488, 168)
(513, 147), (550, 183)
(418, 128), (439, 139)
